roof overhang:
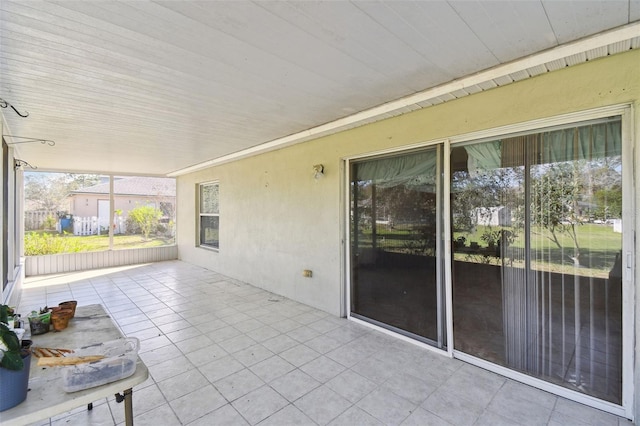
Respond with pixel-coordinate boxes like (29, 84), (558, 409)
(169, 22), (640, 176)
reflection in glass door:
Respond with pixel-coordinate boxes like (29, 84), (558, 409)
(451, 118), (623, 404)
(350, 146), (445, 347)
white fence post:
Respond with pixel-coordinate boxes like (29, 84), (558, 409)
(72, 216), (103, 236)
(70, 216), (128, 236)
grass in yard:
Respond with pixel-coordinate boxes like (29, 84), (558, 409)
(354, 222), (621, 278)
(454, 224), (621, 275)
(25, 231), (173, 255)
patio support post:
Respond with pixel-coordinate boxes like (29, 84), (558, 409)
(109, 175), (114, 250)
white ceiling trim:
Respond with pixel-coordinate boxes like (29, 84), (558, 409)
(168, 21), (640, 177)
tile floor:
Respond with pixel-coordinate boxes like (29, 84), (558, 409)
(16, 260), (631, 426)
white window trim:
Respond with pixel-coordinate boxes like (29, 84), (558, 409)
(197, 181), (219, 251)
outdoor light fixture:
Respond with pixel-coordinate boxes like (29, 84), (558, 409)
(313, 164), (324, 180)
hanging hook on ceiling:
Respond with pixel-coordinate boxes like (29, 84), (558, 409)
(14, 159), (37, 171)
(3, 135), (55, 146)
(0, 97), (29, 118)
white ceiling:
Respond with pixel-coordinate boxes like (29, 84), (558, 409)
(1, 1), (639, 176)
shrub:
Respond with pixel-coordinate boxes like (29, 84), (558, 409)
(125, 216), (141, 235)
(128, 206), (163, 239)
(42, 215), (57, 230)
(24, 232), (85, 255)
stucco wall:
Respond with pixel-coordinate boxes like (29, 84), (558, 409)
(70, 195), (167, 218)
(178, 49), (639, 317)
(177, 144), (343, 315)
(178, 49), (640, 416)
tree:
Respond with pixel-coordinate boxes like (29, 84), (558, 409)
(24, 172), (101, 214)
(128, 205), (162, 239)
(24, 174), (67, 213)
(593, 187), (622, 220)
(451, 166), (524, 233)
(64, 173), (102, 191)
(531, 163), (583, 265)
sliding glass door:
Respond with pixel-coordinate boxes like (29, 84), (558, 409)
(451, 118), (623, 404)
(350, 146), (445, 347)
(347, 113), (628, 408)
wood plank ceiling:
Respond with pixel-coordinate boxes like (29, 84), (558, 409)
(1, 1), (639, 176)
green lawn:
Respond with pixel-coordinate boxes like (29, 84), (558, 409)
(25, 231), (174, 255)
(355, 222), (621, 278)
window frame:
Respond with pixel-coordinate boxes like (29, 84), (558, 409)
(2, 139), (8, 291)
(197, 181), (220, 250)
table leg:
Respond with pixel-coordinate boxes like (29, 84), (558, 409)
(124, 388), (134, 426)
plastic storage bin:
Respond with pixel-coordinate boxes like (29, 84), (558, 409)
(61, 337), (139, 393)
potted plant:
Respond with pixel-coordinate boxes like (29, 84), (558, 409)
(0, 305), (32, 411)
(453, 236), (466, 249)
(50, 308), (73, 331)
(27, 306), (51, 335)
(480, 230), (499, 250)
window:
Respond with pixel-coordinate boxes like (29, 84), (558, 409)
(198, 182), (219, 249)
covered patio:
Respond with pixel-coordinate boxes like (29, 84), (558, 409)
(2, 1), (640, 423)
(19, 260), (627, 425)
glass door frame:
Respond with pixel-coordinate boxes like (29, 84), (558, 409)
(448, 104), (633, 419)
(342, 103), (633, 419)
(344, 139), (453, 358)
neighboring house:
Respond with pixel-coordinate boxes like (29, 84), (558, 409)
(475, 206), (512, 227)
(68, 177), (176, 229)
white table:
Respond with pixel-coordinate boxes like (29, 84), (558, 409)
(1, 304), (149, 426)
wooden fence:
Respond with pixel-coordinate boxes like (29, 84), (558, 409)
(25, 211), (53, 231)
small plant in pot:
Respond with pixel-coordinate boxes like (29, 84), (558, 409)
(28, 306), (51, 335)
(0, 305), (32, 411)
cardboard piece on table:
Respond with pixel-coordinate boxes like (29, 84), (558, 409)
(37, 355), (105, 366)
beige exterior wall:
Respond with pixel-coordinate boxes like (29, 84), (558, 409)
(177, 49), (640, 416)
(69, 195), (165, 218)
(178, 49), (639, 315)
